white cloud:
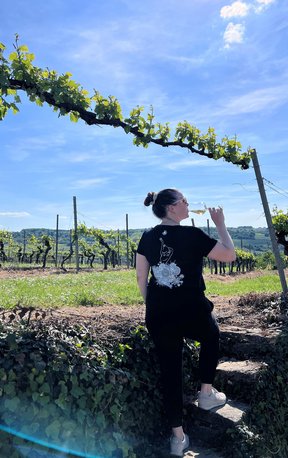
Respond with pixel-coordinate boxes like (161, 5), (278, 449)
(160, 54), (206, 69)
(220, 0), (276, 47)
(220, 1), (250, 18)
(254, 0), (276, 13)
(223, 22), (245, 47)
(165, 158), (220, 171)
(5, 135), (66, 162)
(0, 212), (30, 218)
(71, 178), (110, 189)
(219, 85), (288, 115)
(256, 0), (275, 5)
(62, 153), (94, 163)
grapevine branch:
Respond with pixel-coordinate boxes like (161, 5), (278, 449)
(7, 77), (217, 157)
(0, 38), (251, 169)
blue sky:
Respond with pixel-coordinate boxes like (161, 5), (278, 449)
(1, 0), (288, 232)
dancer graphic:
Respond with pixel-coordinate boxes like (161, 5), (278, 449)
(159, 237), (173, 263)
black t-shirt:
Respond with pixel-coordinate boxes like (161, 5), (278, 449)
(137, 225), (217, 291)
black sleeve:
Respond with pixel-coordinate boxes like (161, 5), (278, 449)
(137, 231), (148, 256)
(193, 227), (217, 257)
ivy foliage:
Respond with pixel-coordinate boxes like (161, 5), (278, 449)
(223, 293), (288, 458)
(227, 323), (288, 458)
(0, 36), (252, 169)
(0, 312), (199, 457)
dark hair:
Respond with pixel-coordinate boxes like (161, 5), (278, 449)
(144, 189), (181, 218)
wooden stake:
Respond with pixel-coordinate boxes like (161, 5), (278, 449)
(73, 196), (79, 273)
(55, 214), (59, 267)
(126, 214), (129, 268)
(117, 229), (120, 265)
(23, 230), (26, 258)
(207, 219), (210, 236)
(251, 149), (287, 296)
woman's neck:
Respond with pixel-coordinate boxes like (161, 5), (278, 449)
(160, 216), (180, 226)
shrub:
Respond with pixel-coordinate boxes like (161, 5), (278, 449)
(0, 315), (199, 457)
(227, 308), (288, 458)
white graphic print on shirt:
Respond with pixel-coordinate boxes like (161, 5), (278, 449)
(152, 237), (184, 288)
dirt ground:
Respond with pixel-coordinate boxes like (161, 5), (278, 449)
(0, 266), (272, 282)
(0, 268), (285, 342)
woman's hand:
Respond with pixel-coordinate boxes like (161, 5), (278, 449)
(208, 207), (225, 227)
(207, 206), (236, 262)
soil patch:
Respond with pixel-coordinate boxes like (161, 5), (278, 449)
(0, 268), (285, 346)
(1, 293), (284, 349)
(0, 266), (275, 281)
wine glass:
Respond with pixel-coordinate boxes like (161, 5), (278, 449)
(189, 201), (207, 215)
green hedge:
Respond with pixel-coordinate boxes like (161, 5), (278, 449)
(0, 315), (199, 457)
(227, 295), (288, 458)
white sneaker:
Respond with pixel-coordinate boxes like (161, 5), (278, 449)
(198, 387), (226, 410)
(170, 433), (189, 456)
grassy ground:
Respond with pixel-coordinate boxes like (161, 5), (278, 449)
(205, 273), (282, 296)
(0, 268), (284, 309)
(0, 270), (140, 309)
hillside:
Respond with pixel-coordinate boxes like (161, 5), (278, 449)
(11, 226), (272, 254)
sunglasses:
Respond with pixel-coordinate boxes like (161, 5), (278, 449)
(173, 197), (188, 205)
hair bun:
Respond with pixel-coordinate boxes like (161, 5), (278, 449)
(144, 192), (156, 207)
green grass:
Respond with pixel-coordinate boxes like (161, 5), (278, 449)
(205, 273), (282, 296)
(0, 269), (285, 309)
(0, 270), (141, 309)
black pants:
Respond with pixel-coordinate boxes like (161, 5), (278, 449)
(146, 288), (220, 428)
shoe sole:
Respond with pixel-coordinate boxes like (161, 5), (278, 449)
(198, 399), (226, 410)
(170, 437), (189, 456)
(170, 447), (189, 457)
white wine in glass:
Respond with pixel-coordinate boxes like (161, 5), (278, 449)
(189, 202), (207, 215)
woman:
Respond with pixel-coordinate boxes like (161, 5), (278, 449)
(136, 188), (236, 456)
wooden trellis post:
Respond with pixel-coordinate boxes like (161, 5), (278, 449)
(251, 149), (287, 297)
(55, 214), (59, 267)
(126, 213), (129, 268)
(73, 196), (79, 273)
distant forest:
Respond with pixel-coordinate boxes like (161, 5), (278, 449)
(11, 226), (272, 254)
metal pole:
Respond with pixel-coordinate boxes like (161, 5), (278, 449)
(55, 214), (59, 267)
(251, 149), (287, 296)
(191, 218), (195, 227)
(73, 196), (79, 273)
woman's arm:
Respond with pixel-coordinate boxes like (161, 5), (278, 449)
(207, 207), (236, 262)
(136, 253), (150, 301)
